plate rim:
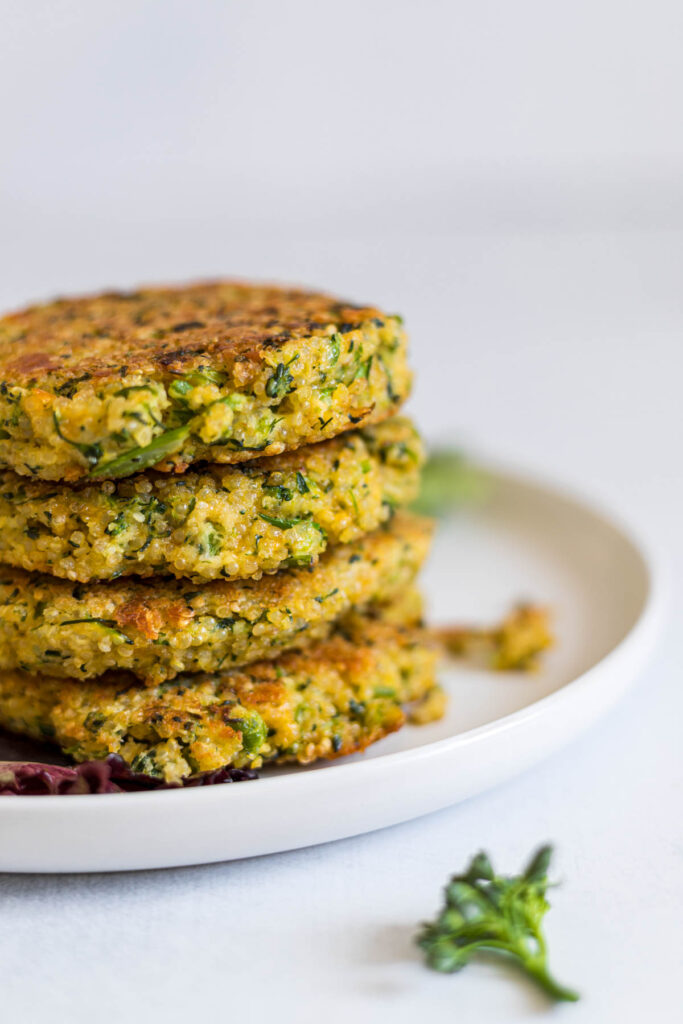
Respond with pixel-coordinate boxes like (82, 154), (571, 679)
(0, 458), (668, 817)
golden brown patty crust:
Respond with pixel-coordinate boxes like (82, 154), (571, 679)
(0, 417), (423, 582)
(0, 511), (432, 683)
(0, 612), (441, 782)
(0, 281), (410, 480)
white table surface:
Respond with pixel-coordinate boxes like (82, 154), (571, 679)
(1, 229), (681, 1024)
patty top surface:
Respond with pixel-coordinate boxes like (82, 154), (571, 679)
(0, 281), (389, 384)
(0, 280), (409, 481)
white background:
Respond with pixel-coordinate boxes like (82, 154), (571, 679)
(1, 3), (681, 1022)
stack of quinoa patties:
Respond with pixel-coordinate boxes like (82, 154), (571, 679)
(0, 281), (443, 783)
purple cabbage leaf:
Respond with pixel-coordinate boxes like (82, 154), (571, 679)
(0, 755), (257, 796)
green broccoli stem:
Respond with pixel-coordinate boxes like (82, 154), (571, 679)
(455, 940), (579, 1003)
(523, 961), (580, 1003)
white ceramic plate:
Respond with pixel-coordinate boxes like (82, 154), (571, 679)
(0, 464), (664, 873)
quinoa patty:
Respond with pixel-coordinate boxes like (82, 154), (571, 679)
(0, 512), (432, 684)
(0, 281), (410, 481)
(0, 613), (441, 782)
(0, 417), (422, 582)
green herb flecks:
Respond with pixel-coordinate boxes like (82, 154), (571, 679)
(373, 352), (399, 403)
(143, 403), (164, 427)
(417, 846), (579, 1003)
(113, 384), (156, 399)
(329, 333), (341, 365)
(53, 412), (103, 466)
(295, 472), (310, 494)
(132, 496), (170, 554)
(226, 713), (267, 755)
(263, 484), (293, 502)
(84, 711), (107, 733)
(354, 355), (373, 381)
(265, 356), (298, 400)
(210, 437), (270, 453)
(258, 512), (306, 531)
(186, 368), (228, 387)
(105, 511), (128, 537)
(167, 369), (227, 404)
(168, 379), (193, 403)
(129, 751), (163, 777)
(122, 410), (148, 426)
(59, 618), (133, 645)
(200, 523), (224, 558)
(89, 425), (190, 479)
(54, 373), (92, 399)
